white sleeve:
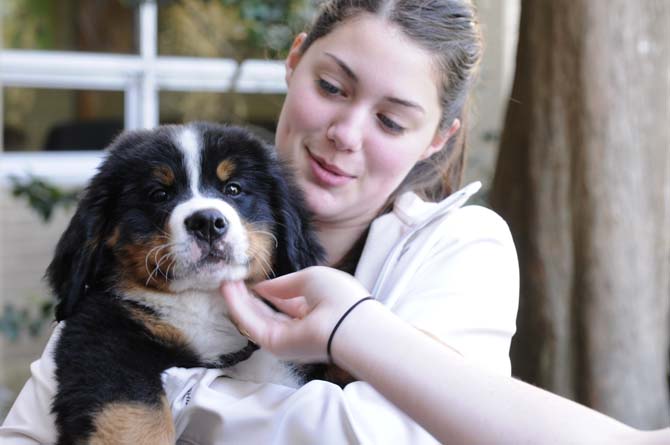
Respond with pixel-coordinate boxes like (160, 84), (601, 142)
(0, 324), (60, 444)
(394, 205), (520, 375)
(165, 367), (439, 444)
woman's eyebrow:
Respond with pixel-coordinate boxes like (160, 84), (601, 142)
(384, 96), (425, 114)
(324, 52), (425, 114)
(324, 52), (358, 82)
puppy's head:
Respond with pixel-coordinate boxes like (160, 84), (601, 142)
(48, 122), (323, 320)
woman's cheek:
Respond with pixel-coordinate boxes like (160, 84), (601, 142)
(366, 141), (417, 189)
(286, 83), (331, 131)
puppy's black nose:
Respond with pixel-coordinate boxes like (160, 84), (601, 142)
(185, 209), (228, 242)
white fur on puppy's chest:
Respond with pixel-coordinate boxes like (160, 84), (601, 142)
(125, 289), (245, 363)
(123, 289), (301, 387)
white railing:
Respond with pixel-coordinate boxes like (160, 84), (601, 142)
(0, 151), (106, 188)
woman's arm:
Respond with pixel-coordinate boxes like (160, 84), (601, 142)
(331, 296), (641, 445)
(224, 268), (668, 445)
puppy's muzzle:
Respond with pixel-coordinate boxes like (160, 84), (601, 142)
(185, 208), (228, 244)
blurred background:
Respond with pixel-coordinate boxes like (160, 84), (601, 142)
(0, 0), (668, 431)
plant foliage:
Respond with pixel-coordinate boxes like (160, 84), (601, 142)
(9, 176), (80, 223)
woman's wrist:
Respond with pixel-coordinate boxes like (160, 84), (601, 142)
(328, 298), (403, 376)
(326, 296), (375, 362)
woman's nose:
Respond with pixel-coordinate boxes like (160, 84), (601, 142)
(326, 109), (366, 152)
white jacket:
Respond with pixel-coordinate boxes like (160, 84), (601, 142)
(1, 182), (519, 444)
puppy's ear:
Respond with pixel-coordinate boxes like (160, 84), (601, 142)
(270, 162), (325, 277)
(46, 183), (112, 321)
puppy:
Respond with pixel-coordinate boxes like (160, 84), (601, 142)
(46, 122), (323, 445)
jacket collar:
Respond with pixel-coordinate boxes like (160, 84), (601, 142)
(393, 181), (482, 228)
(356, 182), (482, 298)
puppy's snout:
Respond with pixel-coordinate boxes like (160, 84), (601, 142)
(185, 209), (228, 243)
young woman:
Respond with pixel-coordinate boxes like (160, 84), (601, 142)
(1, 1), (520, 443)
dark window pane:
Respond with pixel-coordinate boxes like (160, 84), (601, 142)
(3, 88), (124, 151)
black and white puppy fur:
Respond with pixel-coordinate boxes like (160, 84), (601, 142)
(47, 122), (324, 445)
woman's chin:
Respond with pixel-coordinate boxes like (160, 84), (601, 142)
(303, 185), (342, 220)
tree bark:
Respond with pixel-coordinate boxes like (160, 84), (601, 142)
(491, 0), (670, 428)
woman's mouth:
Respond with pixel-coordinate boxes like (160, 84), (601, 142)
(307, 150), (356, 187)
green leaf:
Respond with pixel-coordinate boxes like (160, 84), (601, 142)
(9, 175), (80, 223)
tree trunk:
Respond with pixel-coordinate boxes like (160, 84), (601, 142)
(491, 0), (670, 428)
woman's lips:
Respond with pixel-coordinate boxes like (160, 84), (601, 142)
(307, 150), (355, 187)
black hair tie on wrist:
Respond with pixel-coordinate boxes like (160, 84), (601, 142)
(327, 296), (374, 363)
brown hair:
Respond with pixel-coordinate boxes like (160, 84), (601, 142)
(300, 0), (483, 203)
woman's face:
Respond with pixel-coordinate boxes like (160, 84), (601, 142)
(275, 14), (451, 228)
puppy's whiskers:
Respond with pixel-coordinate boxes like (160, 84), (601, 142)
(144, 241), (181, 285)
(250, 228), (279, 249)
(248, 244), (274, 278)
(155, 251), (176, 280)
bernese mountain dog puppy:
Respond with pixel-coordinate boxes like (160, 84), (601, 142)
(46, 122), (323, 445)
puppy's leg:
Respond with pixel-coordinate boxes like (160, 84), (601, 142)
(89, 394), (175, 445)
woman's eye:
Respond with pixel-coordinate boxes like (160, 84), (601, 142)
(224, 182), (242, 196)
(317, 78), (342, 96)
(377, 114), (405, 134)
(150, 189), (170, 203)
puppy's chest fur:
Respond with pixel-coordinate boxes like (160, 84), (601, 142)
(129, 289), (242, 362)
(123, 289), (302, 387)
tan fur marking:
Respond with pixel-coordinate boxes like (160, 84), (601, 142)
(152, 165), (175, 186)
(90, 396), (174, 445)
(216, 159), (236, 182)
(127, 306), (189, 348)
(106, 226), (121, 248)
(244, 222), (274, 283)
(121, 233), (173, 292)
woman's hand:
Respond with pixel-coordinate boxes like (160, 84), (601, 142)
(221, 266), (369, 363)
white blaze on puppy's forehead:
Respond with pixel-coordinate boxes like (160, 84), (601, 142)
(175, 126), (202, 196)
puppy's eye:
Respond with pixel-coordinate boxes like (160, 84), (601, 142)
(224, 182), (242, 196)
(150, 189), (170, 203)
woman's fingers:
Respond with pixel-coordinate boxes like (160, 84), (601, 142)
(252, 269), (322, 317)
(221, 281), (276, 346)
(221, 268), (368, 362)
(256, 293), (311, 318)
(252, 270), (312, 300)
(221, 281), (324, 360)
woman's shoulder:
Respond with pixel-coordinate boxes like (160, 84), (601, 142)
(440, 204), (514, 243)
(392, 183), (514, 246)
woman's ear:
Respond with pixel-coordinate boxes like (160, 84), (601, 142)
(285, 32), (307, 83)
(420, 118), (461, 160)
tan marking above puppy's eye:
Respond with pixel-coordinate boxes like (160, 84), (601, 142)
(153, 165), (175, 186)
(216, 160), (236, 182)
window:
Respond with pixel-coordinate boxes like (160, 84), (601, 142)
(1, 0), (312, 184)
